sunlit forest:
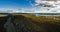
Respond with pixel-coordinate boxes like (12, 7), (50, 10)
(0, 13), (60, 32)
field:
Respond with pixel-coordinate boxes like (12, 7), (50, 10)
(0, 14), (60, 32)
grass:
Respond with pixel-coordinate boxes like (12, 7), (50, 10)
(0, 14), (60, 32)
(0, 14), (60, 23)
(19, 14), (60, 23)
(13, 14), (60, 32)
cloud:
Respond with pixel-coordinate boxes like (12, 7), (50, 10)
(34, 0), (60, 13)
(0, 8), (36, 13)
(0, 8), (16, 13)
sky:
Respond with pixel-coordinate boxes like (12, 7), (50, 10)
(0, 0), (36, 13)
(0, 0), (60, 13)
(0, 0), (35, 9)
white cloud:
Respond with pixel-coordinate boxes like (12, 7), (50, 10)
(0, 8), (36, 13)
(34, 0), (60, 13)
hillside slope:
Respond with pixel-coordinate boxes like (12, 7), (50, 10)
(0, 14), (60, 32)
(13, 14), (60, 32)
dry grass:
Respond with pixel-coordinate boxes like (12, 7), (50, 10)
(0, 14), (60, 23)
(19, 14), (60, 23)
(0, 14), (60, 32)
(0, 14), (7, 17)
